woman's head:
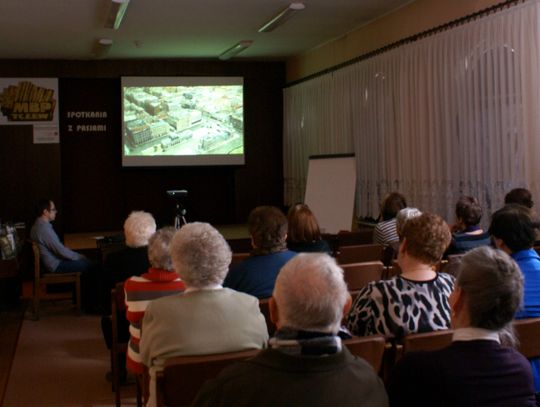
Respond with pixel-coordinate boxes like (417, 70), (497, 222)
(504, 188), (533, 209)
(453, 246), (523, 331)
(248, 206), (288, 254)
(147, 226), (176, 270)
(401, 212), (451, 265)
(455, 196), (482, 228)
(287, 203), (322, 243)
(380, 192), (407, 221)
(123, 211), (156, 248)
(170, 222), (232, 288)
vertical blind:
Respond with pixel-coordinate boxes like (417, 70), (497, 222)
(283, 0), (540, 224)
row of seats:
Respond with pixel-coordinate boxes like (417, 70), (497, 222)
(153, 317), (540, 407)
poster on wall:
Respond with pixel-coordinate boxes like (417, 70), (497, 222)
(0, 78), (59, 143)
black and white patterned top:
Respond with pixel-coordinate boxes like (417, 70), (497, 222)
(346, 273), (455, 338)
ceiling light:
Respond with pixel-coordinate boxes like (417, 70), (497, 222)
(218, 40), (253, 60)
(105, 0), (130, 30)
(258, 2), (305, 33)
(92, 38), (113, 59)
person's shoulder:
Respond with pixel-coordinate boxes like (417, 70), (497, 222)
(221, 287), (260, 305)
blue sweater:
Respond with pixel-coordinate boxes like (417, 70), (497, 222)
(224, 251), (296, 299)
(512, 248), (540, 391)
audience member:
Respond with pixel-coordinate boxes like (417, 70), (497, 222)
(101, 210), (156, 313)
(224, 206), (296, 298)
(489, 204), (540, 391)
(286, 203), (331, 254)
(100, 210), (156, 381)
(347, 213), (454, 338)
(30, 198), (99, 311)
(140, 222), (268, 407)
(193, 253), (388, 407)
(373, 192), (407, 246)
(505, 187), (534, 208)
(447, 196), (491, 254)
(388, 246), (536, 407)
(124, 227), (185, 374)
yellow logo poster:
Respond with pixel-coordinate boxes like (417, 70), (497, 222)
(0, 78), (58, 125)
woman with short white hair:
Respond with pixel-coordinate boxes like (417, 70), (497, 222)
(140, 222), (268, 407)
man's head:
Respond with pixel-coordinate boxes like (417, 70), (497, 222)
(248, 206), (287, 254)
(170, 222), (232, 289)
(36, 198), (57, 222)
(270, 253), (350, 334)
(123, 211), (156, 248)
(489, 204), (539, 253)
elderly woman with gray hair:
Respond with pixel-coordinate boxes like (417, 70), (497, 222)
(388, 246), (536, 407)
(140, 222), (268, 407)
(123, 227), (185, 375)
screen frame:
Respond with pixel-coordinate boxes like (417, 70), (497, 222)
(121, 76), (245, 167)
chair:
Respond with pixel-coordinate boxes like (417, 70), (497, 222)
(230, 252), (250, 266)
(337, 229), (374, 247)
(156, 349), (259, 407)
(513, 317), (540, 359)
(343, 335), (386, 374)
(111, 282), (143, 407)
(394, 329), (454, 362)
(336, 244), (384, 265)
(31, 242), (81, 320)
(258, 297), (276, 336)
(341, 261), (384, 291)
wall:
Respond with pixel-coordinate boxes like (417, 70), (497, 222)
(286, 0), (504, 82)
(0, 60), (285, 232)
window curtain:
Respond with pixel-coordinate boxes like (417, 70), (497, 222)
(283, 0), (540, 225)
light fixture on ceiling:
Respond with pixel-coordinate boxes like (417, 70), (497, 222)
(105, 0), (130, 29)
(92, 38), (113, 59)
(218, 40), (253, 60)
(258, 2), (305, 33)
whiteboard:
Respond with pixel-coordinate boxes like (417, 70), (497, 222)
(304, 154), (356, 234)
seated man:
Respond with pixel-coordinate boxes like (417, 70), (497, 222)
(30, 198), (98, 311)
(224, 206), (296, 298)
(193, 253), (388, 406)
(30, 198), (91, 273)
(124, 226), (185, 374)
(140, 222), (268, 407)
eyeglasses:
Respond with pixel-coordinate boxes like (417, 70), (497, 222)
(48, 207), (58, 213)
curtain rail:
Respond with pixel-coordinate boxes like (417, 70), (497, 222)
(286, 0), (526, 88)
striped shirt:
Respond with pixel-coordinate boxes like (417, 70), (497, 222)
(124, 268), (185, 373)
(373, 218), (399, 246)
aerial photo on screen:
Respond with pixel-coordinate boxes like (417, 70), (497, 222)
(123, 85), (243, 157)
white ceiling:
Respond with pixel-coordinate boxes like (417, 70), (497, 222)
(0, 0), (413, 60)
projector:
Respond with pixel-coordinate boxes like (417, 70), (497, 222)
(166, 189), (188, 198)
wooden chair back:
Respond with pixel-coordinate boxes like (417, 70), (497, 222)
(156, 349), (259, 407)
(513, 317), (540, 359)
(337, 229), (374, 247)
(395, 329), (454, 362)
(343, 335), (386, 374)
(230, 252), (250, 266)
(110, 282), (143, 407)
(258, 297), (276, 336)
(336, 244), (384, 265)
(31, 242), (81, 320)
(383, 260), (401, 280)
(342, 261), (384, 291)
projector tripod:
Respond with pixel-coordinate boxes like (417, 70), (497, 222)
(174, 202), (187, 229)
